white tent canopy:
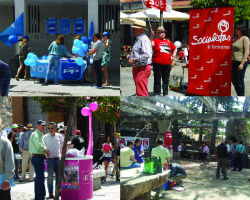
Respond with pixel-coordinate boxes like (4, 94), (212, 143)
(120, 11), (137, 25)
(126, 8), (190, 21)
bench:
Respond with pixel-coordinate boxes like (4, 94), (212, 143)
(121, 168), (169, 200)
(93, 169), (105, 191)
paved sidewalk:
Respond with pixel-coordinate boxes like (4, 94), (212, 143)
(11, 173), (120, 200)
(121, 63), (250, 96)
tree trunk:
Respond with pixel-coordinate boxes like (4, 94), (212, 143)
(54, 97), (79, 200)
(210, 120), (218, 154)
(199, 104), (206, 145)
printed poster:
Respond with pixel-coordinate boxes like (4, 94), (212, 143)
(46, 18), (57, 34)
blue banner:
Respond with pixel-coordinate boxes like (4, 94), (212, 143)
(0, 13), (24, 47)
(46, 18), (57, 34)
(60, 19), (71, 34)
(74, 18), (85, 34)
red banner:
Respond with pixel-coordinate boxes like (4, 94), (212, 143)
(143, 0), (167, 12)
(188, 7), (234, 96)
(164, 131), (172, 149)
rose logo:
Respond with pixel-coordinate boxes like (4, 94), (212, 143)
(218, 20), (229, 33)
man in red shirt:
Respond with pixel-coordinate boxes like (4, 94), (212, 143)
(151, 26), (177, 96)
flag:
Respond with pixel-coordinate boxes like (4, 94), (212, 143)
(0, 13), (24, 47)
(142, 0), (173, 12)
(88, 20), (94, 44)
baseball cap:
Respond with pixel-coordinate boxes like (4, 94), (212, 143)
(37, 120), (46, 126)
(11, 124), (19, 129)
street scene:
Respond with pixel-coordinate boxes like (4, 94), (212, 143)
(0, 97), (120, 200)
(120, 0), (250, 96)
(120, 96), (250, 200)
(0, 0), (120, 97)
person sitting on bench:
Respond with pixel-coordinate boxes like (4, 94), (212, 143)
(120, 141), (141, 169)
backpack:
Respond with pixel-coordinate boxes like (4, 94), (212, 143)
(217, 144), (228, 158)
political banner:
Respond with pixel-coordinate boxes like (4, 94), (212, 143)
(46, 18), (57, 34)
(120, 136), (149, 150)
(142, 0), (173, 12)
(60, 18), (71, 34)
(74, 18), (85, 34)
(164, 131), (172, 149)
(188, 7), (234, 96)
(61, 160), (79, 189)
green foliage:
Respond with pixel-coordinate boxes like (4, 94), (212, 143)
(33, 97), (120, 124)
(190, 0), (250, 21)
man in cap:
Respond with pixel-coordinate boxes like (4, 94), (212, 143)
(127, 20), (152, 96)
(0, 132), (15, 200)
(29, 120), (49, 200)
(19, 124), (34, 182)
(151, 26), (177, 96)
(43, 122), (64, 199)
(71, 129), (85, 151)
(0, 59), (11, 96)
(8, 124), (21, 180)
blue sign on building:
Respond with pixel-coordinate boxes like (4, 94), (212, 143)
(60, 18), (71, 34)
(74, 18), (85, 34)
(46, 18), (57, 34)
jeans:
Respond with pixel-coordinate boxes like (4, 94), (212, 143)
(153, 63), (171, 96)
(0, 60), (11, 96)
(93, 59), (102, 87)
(231, 61), (248, 96)
(47, 158), (60, 194)
(14, 153), (20, 179)
(132, 65), (151, 96)
(31, 155), (46, 200)
(45, 55), (60, 84)
(234, 153), (244, 171)
(0, 189), (11, 200)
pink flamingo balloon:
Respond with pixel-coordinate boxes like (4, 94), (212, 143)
(81, 102), (98, 155)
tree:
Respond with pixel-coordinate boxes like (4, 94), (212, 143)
(190, 0), (250, 21)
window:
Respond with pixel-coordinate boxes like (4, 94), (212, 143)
(27, 5), (40, 34)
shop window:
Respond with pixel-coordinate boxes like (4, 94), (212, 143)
(27, 5), (40, 34)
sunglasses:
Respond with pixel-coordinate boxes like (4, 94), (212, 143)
(48, 127), (54, 130)
(158, 31), (165, 33)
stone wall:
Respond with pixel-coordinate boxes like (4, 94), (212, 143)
(0, 97), (13, 129)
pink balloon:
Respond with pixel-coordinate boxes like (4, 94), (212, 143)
(89, 102), (98, 112)
(81, 107), (90, 116)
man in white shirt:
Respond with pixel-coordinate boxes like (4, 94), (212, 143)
(226, 140), (234, 168)
(43, 122), (64, 199)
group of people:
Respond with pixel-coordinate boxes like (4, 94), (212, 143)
(216, 140), (247, 180)
(127, 20), (249, 96)
(0, 119), (91, 200)
(0, 31), (112, 96)
(120, 138), (187, 188)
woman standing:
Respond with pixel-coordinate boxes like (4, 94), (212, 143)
(232, 24), (249, 96)
(102, 136), (112, 181)
(45, 35), (71, 85)
(15, 35), (30, 81)
(101, 32), (111, 86)
(151, 26), (177, 96)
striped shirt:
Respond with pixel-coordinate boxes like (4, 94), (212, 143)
(131, 32), (152, 66)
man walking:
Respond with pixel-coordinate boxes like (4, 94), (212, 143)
(19, 124), (34, 182)
(43, 122), (64, 199)
(88, 33), (105, 88)
(0, 132), (15, 200)
(216, 142), (229, 180)
(29, 120), (49, 200)
(127, 20), (152, 96)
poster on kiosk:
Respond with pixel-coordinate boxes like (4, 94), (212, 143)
(188, 7), (234, 96)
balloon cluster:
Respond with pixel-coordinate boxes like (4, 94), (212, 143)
(24, 53), (38, 67)
(81, 102), (98, 116)
(8, 34), (18, 44)
(76, 57), (85, 66)
(72, 39), (89, 57)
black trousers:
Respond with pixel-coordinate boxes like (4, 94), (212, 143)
(153, 63), (171, 96)
(93, 59), (103, 87)
(0, 189), (11, 200)
(231, 61), (248, 96)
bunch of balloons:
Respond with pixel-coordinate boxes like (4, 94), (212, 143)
(8, 34), (18, 44)
(24, 53), (38, 67)
(81, 102), (98, 156)
(76, 57), (85, 66)
(72, 39), (89, 57)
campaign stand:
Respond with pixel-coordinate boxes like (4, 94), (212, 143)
(30, 58), (86, 81)
(61, 156), (93, 200)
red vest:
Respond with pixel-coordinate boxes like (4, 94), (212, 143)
(152, 38), (176, 65)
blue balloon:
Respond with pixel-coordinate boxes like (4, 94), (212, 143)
(82, 44), (88, 53)
(8, 34), (18, 44)
(29, 59), (36, 67)
(81, 36), (88, 44)
(27, 53), (35, 59)
(24, 59), (29, 66)
(42, 55), (47, 60)
(76, 57), (84, 66)
(72, 47), (78, 54)
(73, 39), (83, 48)
(30, 54), (38, 61)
